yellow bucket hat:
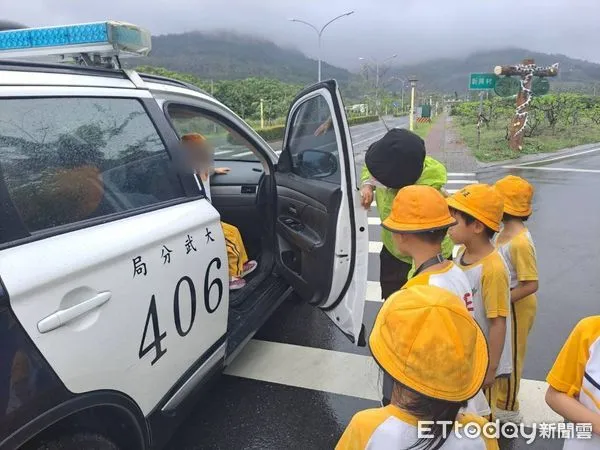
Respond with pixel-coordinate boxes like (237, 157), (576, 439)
(446, 184), (504, 232)
(494, 175), (534, 217)
(382, 185), (456, 233)
(369, 285), (488, 402)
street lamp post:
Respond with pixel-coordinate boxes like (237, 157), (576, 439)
(409, 76), (418, 131)
(359, 54), (397, 115)
(290, 11), (355, 82)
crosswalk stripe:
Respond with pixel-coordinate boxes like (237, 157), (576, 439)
(369, 241), (383, 253)
(225, 340), (563, 427)
(367, 281), (382, 302)
(447, 179), (478, 184)
(368, 217), (381, 225)
(447, 188), (458, 194)
(448, 173), (476, 177)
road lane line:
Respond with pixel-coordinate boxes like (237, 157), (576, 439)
(225, 340), (562, 426)
(501, 166), (600, 174)
(516, 146), (600, 166)
(215, 150), (233, 155)
(448, 172), (477, 177)
(235, 151), (254, 157)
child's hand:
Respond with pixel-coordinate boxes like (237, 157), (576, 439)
(214, 167), (231, 175)
(361, 185), (374, 210)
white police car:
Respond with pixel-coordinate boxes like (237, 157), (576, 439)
(0, 21), (368, 450)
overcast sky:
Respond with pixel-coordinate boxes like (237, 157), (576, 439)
(3, 0), (599, 68)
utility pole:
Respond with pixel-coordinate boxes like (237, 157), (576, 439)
(260, 99), (265, 129)
(359, 54), (397, 115)
(494, 58), (558, 151)
(409, 76), (418, 131)
(290, 11), (354, 82)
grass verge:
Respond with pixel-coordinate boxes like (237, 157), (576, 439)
(456, 120), (600, 162)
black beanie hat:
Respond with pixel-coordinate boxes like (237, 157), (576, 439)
(365, 128), (426, 189)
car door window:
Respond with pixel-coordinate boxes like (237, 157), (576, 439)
(167, 104), (258, 162)
(286, 95), (341, 184)
(0, 97), (185, 237)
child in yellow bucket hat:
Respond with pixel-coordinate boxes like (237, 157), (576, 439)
(337, 285), (498, 450)
(446, 184), (513, 422)
(181, 133), (258, 291)
(493, 175), (538, 423)
(379, 185), (490, 415)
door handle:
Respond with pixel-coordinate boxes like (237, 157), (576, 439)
(37, 291), (112, 334)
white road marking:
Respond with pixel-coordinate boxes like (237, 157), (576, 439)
(215, 150), (233, 155)
(448, 172), (477, 177)
(235, 151), (255, 157)
(369, 241), (383, 253)
(367, 281), (382, 302)
(447, 179), (478, 184)
(447, 188), (458, 194)
(501, 165), (600, 174)
(516, 146), (600, 166)
(226, 340), (563, 426)
(368, 217), (381, 225)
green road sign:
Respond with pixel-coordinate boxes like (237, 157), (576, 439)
(469, 73), (498, 90)
(494, 76), (521, 97)
(532, 76), (550, 96)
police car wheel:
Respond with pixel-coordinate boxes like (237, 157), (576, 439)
(34, 432), (119, 450)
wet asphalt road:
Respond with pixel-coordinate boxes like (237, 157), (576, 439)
(166, 147), (600, 449)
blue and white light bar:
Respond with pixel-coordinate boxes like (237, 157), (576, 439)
(0, 21), (151, 62)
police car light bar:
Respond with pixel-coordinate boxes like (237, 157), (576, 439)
(0, 21), (151, 65)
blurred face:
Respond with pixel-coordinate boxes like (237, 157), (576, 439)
(182, 141), (212, 169)
(391, 232), (411, 255)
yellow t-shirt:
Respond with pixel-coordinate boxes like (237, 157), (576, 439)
(496, 229), (538, 290)
(455, 247), (513, 377)
(547, 316), (600, 449)
(336, 405), (498, 450)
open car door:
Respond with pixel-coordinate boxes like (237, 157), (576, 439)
(274, 80), (369, 345)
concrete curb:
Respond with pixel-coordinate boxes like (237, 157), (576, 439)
(475, 141), (600, 171)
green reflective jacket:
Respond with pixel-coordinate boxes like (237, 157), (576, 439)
(361, 156), (455, 271)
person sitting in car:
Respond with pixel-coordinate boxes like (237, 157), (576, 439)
(181, 133), (257, 291)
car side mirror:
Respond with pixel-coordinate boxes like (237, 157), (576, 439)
(296, 149), (338, 179)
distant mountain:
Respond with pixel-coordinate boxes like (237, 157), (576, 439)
(133, 31), (352, 86)
(132, 31), (600, 97)
(389, 48), (600, 94)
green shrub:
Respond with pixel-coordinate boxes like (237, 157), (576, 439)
(255, 125), (285, 142)
(347, 115), (379, 126)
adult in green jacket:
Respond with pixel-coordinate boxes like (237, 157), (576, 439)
(360, 156), (454, 299)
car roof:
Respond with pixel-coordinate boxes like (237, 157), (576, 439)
(0, 60), (214, 99)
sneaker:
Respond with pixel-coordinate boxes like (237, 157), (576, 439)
(229, 277), (247, 291)
(495, 408), (523, 424)
(241, 260), (258, 278)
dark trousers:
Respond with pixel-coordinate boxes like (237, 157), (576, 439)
(379, 246), (411, 405)
(379, 246), (411, 300)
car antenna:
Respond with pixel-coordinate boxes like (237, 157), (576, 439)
(379, 115), (391, 132)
